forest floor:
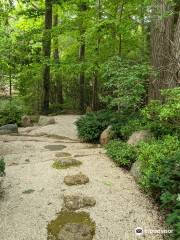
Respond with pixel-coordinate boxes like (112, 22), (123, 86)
(0, 115), (165, 240)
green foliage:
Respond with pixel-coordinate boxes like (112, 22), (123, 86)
(137, 140), (180, 239)
(137, 135), (180, 193)
(142, 88), (180, 136)
(101, 57), (149, 111)
(0, 158), (5, 176)
(106, 140), (137, 169)
(0, 98), (24, 126)
(75, 111), (117, 142)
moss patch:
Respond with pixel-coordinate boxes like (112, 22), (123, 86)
(47, 211), (96, 240)
(52, 159), (82, 169)
(44, 145), (66, 151)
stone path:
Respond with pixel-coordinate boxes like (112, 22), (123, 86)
(0, 115), (165, 240)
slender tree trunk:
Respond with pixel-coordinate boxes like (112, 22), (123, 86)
(92, 0), (101, 111)
(118, 1), (125, 57)
(9, 69), (12, 97)
(149, 0), (174, 100)
(53, 12), (63, 104)
(79, 3), (87, 113)
(42, 0), (52, 114)
(79, 35), (85, 113)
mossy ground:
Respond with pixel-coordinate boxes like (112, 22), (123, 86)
(52, 159), (82, 169)
(47, 211), (96, 240)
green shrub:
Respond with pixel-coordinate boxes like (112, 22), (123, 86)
(101, 56), (149, 111)
(0, 99), (24, 126)
(137, 140), (180, 239)
(142, 87), (180, 136)
(0, 158), (5, 176)
(137, 135), (180, 193)
(106, 140), (137, 169)
(75, 111), (118, 142)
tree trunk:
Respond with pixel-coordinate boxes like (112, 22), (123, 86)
(53, 12), (63, 104)
(149, 0), (174, 100)
(42, 0), (52, 114)
(92, 0), (101, 111)
(79, 36), (85, 113)
(79, 3), (87, 113)
(170, 11), (180, 86)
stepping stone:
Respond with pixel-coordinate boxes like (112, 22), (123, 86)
(58, 223), (94, 240)
(53, 159), (82, 169)
(64, 173), (89, 186)
(22, 189), (35, 194)
(44, 145), (66, 151)
(63, 194), (96, 211)
(47, 211), (95, 240)
(55, 152), (71, 158)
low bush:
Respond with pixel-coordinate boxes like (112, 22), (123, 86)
(75, 111), (118, 142)
(0, 158), (5, 176)
(0, 98), (24, 127)
(137, 135), (180, 194)
(142, 87), (180, 136)
(106, 140), (137, 169)
(137, 139), (180, 239)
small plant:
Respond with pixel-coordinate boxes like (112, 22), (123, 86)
(75, 111), (118, 143)
(0, 158), (5, 176)
(142, 87), (180, 136)
(106, 140), (137, 169)
(137, 135), (180, 193)
(0, 98), (24, 127)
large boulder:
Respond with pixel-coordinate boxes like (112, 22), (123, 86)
(130, 160), (142, 181)
(0, 124), (18, 135)
(100, 126), (113, 145)
(38, 116), (55, 126)
(127, 130), (153, 146)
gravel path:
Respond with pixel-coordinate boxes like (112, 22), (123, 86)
(0, 115), (165, 240)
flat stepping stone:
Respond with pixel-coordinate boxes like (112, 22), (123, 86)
(63, 194), (96, 211)
(55, 152), (71, 158)
(53, 159), (82, 169)
(64, 173), (89, 186)
(44, 145), (66, 151)
(47, 211), (95, 240)
(22, 189), (35, 194)
(58, 223), (94, 240)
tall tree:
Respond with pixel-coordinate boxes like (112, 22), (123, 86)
(78, 1), (87, 113)
(42, 0), (52, 114)
(53, 6), (63, 104)
(92, 0), (101, 111)
(149, 0), (179, 100)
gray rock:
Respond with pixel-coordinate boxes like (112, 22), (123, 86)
(0, 124), (18, 135)
(127, 130), (153, 146)
(64, 173), (89, 186)
(63, 195), (96, 211)
(21, 115), (39, 127)
(130, 161), (142, 181)
(38, 116), (55, 126)
(58, 223), (94, 240)
(100, 126), (113, 145)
